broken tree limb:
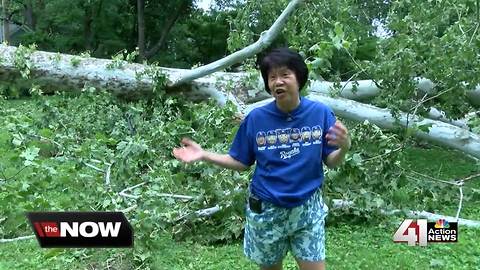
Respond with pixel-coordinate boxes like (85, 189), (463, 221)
(118, 204), (137, 213)
(0, 44), (250, 106)
(118, 182), (147, 199)
(118, 181), (196, 201)
(104, 162), (113, 186)
(309, 77), (480, 107)
(310, 94), (480, 159)
(0, 235), (35, 243)
(83, 162), (104, 172)
(245, 95), (480, 159)
(2, 43), (479, 110)
(309, 79), (379, 101)
(180, 199), (480, 228)
(330, 200), (480, 228)
(170, 0), (305, 86)
(195, 205), (221, 217)
(157, 193), (194, 201)
(427, 107), (469, 129)
(175, 204), (222, 222)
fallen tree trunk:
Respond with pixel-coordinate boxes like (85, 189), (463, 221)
(246, 95), (480, 159)
(1, 44), (479, 158)
(2, 44), (478, 127)
(0, 44), (246, 102)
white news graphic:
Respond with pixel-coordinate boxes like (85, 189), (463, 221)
(393, 219), (458, 246)
(27, 212), (133, 248)
(60, 222), (122, 237)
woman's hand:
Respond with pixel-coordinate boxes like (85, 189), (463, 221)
(172, 138), (204, 163)
(325, 120), (351, 151)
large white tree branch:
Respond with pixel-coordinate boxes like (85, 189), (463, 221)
(170, 0), (305, 86)
(1, 43), (478, 111)
(245, 94), (480, 159)
(0, 235), (35, 243)
(309, 77), (480, 107)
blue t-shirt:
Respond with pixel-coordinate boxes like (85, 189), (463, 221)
(229, 97), (338, 208)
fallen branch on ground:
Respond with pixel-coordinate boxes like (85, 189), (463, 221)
(118, 182), (147, 199)
(104, 162), (113, 186)
(83, 162), (104, 172)
(332, 199), (480, 228)
(0, 235), (35, 243)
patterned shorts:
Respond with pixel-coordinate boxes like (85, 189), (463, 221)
(244, 189), (328, 266)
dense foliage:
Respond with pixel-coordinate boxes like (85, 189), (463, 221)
(1, 91), (477, 245)
(1, 0), (480, 268)
(0, 91), (246, 263)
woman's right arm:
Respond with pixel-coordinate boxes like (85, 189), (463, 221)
(172, 138), (249, 171)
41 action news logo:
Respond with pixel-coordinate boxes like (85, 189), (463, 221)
(393, 219), (458, 246)
(27, 212), (133, 248)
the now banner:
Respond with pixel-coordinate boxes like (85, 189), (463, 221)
(26, 212), (134, 248)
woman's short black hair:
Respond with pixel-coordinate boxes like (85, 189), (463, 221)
(258, 47), (308, 94)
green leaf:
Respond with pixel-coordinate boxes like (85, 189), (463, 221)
(20, 146), (40, 166)
(417, 123), (433, 133)
(352, 153), (363, 165)
(334, 22), (344, 38)
(12, 134), (23, 146)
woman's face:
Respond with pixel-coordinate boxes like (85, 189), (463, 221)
(267, 66), (300, 107)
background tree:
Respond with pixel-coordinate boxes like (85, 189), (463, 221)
(6, 0), (231, 67)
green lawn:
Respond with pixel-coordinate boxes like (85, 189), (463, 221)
(1, 223), (479, 269)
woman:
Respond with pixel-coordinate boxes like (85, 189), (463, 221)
(173, 47), (351, 270)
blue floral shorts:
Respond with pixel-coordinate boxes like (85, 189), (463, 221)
(244, 189), (328, 266)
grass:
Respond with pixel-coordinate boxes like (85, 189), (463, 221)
(401, 145), (480, 220)
(1, 223), (479, 269)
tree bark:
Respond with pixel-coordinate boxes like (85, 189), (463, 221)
(2, 0), (9, 43)
(137, 0), (145, 60)
(0, 44), (248, 103)
(24, 0), (35, 30)
(143, 0), (189, 60)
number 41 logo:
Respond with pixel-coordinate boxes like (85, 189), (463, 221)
(393, 219), (428, 246)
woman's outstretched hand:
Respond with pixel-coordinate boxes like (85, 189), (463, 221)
(172, 138), (204, 163)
